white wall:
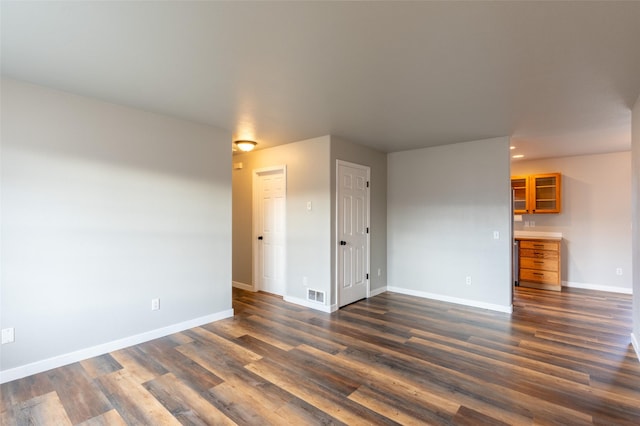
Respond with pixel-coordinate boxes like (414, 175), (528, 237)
(632, 95), (640, 359)
(387, 137), (512, 312)
(0, 79), (232, 380)
(232, 136), (332, 306)
(330, 137), (387, 298)
(512, 152), (632, 292)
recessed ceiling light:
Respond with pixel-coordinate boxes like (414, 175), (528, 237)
(510, 146), (516, 150)
(512, 154), (524, 159)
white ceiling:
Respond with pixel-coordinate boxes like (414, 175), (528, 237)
(2, 1), (640, 160)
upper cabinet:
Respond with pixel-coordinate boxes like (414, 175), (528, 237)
(511, 173), (562, 214)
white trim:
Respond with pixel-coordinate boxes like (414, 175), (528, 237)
(387, 286), (513, 314)
(335, 160), (371, 309)
(0, 309), (234, 384)
(368, 286), (387, 297)
(562, 281), (632, 294)
(284, 296), (338, 313)
(631, 333), (640, 363)
(232, 281), (255, 291)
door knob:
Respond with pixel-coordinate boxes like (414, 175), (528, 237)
(340, 240), (347, 245)
(258, 236), (263, 240)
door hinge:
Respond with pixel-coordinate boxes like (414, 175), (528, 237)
(366, 227), (369, 234)
(366, 273), (369, 280)
(366, 181), (370, 188)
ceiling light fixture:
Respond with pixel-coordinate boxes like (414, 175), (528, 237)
(234, 140), (257, 152)
(510, 146), (516, 150)
(512, 154), (525, 159)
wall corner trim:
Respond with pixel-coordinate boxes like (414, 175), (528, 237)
(386, 286), (513, 314)
(283, 296), (337, 313)
(368, 286), (387, 297)
(562, 281), (633, 294)
(0, 309), (234, 384)
(632, 333), (640, 363)
(232, 281), (255, 291)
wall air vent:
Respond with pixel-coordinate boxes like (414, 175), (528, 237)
(307, 289), (325, 304)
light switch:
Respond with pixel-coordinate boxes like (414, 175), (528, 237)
(307, 201), (312, 211)
(1, 327), (15, 344)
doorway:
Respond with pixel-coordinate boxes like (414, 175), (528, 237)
(253, 166), (286, 295)
(336, 160), (370, 307)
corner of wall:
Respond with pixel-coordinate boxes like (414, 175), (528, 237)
(632, 93), (640, 359)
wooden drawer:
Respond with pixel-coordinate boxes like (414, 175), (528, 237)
(520, 268), (559, 285)
(520, 241), (559, 251)
(520, 248), (559, 260)
(520, 257), (558, 272)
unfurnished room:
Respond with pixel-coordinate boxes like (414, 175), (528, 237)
(1, 1), (640, 425)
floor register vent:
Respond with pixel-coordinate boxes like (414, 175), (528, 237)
(307, 289), (325, 304)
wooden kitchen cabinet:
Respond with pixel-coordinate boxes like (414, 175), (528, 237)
(517, 238), (562, 291)
(511, 173), (561, 214)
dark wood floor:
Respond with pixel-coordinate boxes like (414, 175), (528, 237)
(2, 286), (639, 425)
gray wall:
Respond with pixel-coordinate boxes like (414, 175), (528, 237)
(387, 137), (512, 310)
(633, 95), (640, 356)
(512, 152), (632, 291)
(231, 136), (332, 303)
(232, 135), (387, 308)
(1, 79), (232, 372)
(330, 136), (387, 302)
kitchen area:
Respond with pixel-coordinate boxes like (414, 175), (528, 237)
(512, 173), (563, 291)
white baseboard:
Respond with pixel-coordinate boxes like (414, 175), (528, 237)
(386, 286), (513, 314)
(562, 281), (633, 294)
(368, 286), (387, 297)
(632, 333), (640, 363)
(232, 281), (255, 291)
(0, 309), (234, 384)
(284, 296), (338, 313)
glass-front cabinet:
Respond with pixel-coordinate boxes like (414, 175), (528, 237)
(511, 173), (561, 214)
(511, 176), (529, 215)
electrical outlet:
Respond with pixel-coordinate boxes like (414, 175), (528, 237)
(151, 298), (160, 311)
(616, 268), (623, 276)
(524, 221), (530, 228)
(465, 276), (472, 285)
(1, 327), (15, 344)
(493, 231), (500, 240)
(530, 221), (535, 227)
(377, 268), (381, 277)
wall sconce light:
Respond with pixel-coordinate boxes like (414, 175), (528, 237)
(234, 140), (257, 152)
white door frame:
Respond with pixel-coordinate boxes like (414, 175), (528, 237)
(335, 160), (371, 307)
(253, 165), (287, 294)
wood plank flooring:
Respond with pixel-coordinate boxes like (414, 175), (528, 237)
(2, 287), (639, 425)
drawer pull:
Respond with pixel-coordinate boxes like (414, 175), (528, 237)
(534, 261), (544, 264)
(533, 272), (544, 276)
(533, 244), (544, 248)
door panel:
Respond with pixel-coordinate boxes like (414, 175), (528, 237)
(337, 161), (369, 307)
(254, 168), (286, 295)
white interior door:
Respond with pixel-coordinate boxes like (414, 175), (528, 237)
(254, 166), (286, 295)
(337, 160), (370, 307)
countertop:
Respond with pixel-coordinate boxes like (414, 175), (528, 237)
(514, 231), (562, 241)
